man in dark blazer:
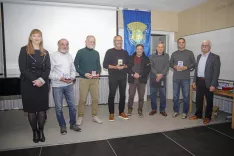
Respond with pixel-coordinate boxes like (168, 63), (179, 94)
(189, 40), (221, 124)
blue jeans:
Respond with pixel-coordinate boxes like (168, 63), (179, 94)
(150, 87), (166, 112)
(52, 84), (76, 128)
(173, 79), (190, 114)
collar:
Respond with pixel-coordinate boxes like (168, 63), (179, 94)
(85, 47), (93, 51)
(201, 51), (211, 57)
(135, 55), (142, 58)
(133, 52), (146, 57)
(57, 50), (68, 54)
(156, 50), (164, 55)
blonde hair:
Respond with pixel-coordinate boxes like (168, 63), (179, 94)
(26, 29), (45, 56)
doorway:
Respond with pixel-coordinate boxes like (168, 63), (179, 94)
(146, 34), (168, 96)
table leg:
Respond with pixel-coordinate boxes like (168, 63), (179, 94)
(189, 85), (193, 113)
(232, 99), (234, 129)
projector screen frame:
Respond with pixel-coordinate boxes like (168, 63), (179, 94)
(1, 1), (119, 77)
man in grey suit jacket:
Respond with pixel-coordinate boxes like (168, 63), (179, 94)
(189, 40), (221, 124)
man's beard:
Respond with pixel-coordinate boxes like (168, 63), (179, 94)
(115, 44), (122, 49)
(87, 45), (95, 49)
(59, 49), (69, 54)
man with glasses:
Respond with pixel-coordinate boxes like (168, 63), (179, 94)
(103, 35), (129, 121)
(189, 40), (220, 124)
(169, 38), (196, 119)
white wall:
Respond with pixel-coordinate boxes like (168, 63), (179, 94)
(4, 2), (117, 76)
(184, 27), (234, 81)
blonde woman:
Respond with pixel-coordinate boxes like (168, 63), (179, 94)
(18, 29), (50, 143)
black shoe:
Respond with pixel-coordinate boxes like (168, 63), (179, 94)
(60, 127), (67, 135)
(33, 130), (39, 143)
(138, 109), (143, 118)
(39, 129), (45, 142)
(149, 110), (157, 116)
(160, 112), (168, 117)
(70, 124), (81, 132)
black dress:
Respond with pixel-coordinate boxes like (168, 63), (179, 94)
(18, 46), (51, 113)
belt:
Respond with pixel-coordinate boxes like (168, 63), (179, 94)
(197, 77), (205, 80)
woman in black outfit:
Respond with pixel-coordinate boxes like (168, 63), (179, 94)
(18, 29), (50, 143)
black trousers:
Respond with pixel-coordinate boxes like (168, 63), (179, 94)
(108, 77), (127, 114)
(195, 78), (214, 119)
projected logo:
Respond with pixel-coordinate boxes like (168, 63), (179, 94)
(127, 22), (147, 45)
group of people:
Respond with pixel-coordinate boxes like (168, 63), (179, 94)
(18, 29), (220, 143)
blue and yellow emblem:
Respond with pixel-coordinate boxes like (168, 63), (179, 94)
(123, 10), (151, 56)
(127, 22), (147, 45)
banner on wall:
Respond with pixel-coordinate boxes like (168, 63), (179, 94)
(123, 10), (151, 56)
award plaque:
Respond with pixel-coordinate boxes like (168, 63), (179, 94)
(91, 71), (97, 76)
(177, 61), (183, 71)
(118, 59), (123, 66)
(63, 73), (71, 80)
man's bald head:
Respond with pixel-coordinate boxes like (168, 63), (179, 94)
(113, 35), (123, 49)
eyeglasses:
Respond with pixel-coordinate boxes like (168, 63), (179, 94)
(60, 44), (69, 46)
(201, 45), (210, 47)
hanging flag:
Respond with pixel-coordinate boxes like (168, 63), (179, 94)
(123, 10), (151, 56)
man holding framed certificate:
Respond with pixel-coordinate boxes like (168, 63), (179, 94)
(169, 38), (196, 119)
(74, 35), (103, 126)
(103, 35), (129, 121)
(50, 39), (81, 134)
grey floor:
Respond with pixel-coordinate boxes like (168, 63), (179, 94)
(0, 100), (231, 151)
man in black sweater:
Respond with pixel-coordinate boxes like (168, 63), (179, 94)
(103, 35), (129, 121)
(127, 44), (151, 117)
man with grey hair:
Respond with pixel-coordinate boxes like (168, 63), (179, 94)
(50, 39), (81, 135)
(74, 35), (103, 125)
(189, 40), (220, 124)
(149, 42), (169, 117)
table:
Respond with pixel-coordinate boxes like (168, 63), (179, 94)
(0, 77), (21, 96)
(189, 85), (234, 129)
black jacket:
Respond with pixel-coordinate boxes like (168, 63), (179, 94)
(127, 52), (151, 84)
(18, 46), (51, 83)
(193, 52), (221, 88)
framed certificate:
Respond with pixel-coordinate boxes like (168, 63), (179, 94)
(118, 59), (123, 66)
(91, 71), (97, 76)
(178, 61), (183, 67)
(177, 61), (183, 71)
(63, 73), (71, 80)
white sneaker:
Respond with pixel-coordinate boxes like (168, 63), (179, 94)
(181, 113), (187, 119)
(77, 117), (83, 126)
(172, 112), (179, 118)
(93, 116), (103, 124)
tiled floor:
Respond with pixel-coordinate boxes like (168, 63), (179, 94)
(0, 100), (232, 153)
(1, 123), (234, 156)
(163, 124), (234, 156)
(108, 133), (191, 156)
